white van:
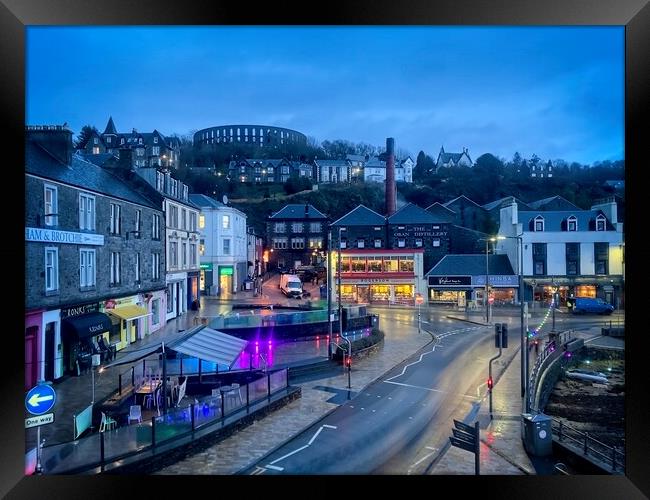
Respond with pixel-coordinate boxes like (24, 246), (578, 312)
(280, 273), (303, 298)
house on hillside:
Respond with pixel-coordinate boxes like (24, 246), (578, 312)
(435, 146), (472, 172)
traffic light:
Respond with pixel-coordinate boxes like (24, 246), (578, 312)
(501, 323), (508, 348)
(487, 376), (493, 391)
(345, 354), (352, 369)
(494, 323), (503, 348)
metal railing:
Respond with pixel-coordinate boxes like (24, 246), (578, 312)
(35, 368), (290, 475)
(552, 418), (625, 473)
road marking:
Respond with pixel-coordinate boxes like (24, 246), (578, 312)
(409, 449), (438, 469)
(384, 380), (477, 400)
(264, 464), (284, 471)
(269, 445), (309, 465)
(323, 424), (337, 429)
(308, 427), (324, 445)
(251, 467), (267, 475)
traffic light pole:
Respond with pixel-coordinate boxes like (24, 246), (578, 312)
(488, 328), (503, 420)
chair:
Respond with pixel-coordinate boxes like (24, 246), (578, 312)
(211, 388), (220, 397)
(99, 412), (117, 432)
(128, 405), (142, 424)
(176, 378), (187, 407)
(230, 383), (243, 404)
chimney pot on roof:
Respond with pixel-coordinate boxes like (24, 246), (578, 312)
(26, 125), (73, 165)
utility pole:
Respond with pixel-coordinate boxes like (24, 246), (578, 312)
(327, 229), (333, 360)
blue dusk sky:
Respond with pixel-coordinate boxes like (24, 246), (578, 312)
(26, 26), (623, 165)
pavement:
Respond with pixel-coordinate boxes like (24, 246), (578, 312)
(29, 289), (585, 476)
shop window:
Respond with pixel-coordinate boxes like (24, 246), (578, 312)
(369, 285), (390, 302)
(351, 257), (366, 272)
(357, 240), (365, 249)
(596, 214), (606, 231)
(374, 239), (382, 248)
(152, 299), (160, 325)
(398, 256), (414, 272)
(383, 257), (398, 272)
(368, 258), (382, 272)
(109, 316), (121, 345)
(340, 257), (351, 272)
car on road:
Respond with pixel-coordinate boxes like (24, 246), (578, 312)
(571, 297), (614, 315)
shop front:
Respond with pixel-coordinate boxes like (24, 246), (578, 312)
(60, 303), (112, 376)
(144, 289), (167, 335)
(427, 276), (473, 306)
(101, 296), (150, 351)
(25, 310), (43, 390)
(218, 265), (234, 298)
(200, 262), (214, 295)
(527, 276), (623, 309)
(333, 249), (425, 306)
(166, 272), (187, 321)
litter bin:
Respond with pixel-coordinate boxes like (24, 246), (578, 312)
(522, 413), (553, 456)
(244, 280), (252, 291)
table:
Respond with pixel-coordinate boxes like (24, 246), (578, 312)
(135, 381), (160, 407)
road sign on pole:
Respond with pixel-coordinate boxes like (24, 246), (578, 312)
(449, 420), (480, 475)
(25, 413), (55, 429)
(25, 384), (56, 415)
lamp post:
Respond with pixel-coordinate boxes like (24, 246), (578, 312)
(327, 229), (333, 359)
(338, 227), (346, 342)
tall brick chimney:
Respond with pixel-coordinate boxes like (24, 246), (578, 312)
(26, 125), (73, 165)
(385, 137), (396, 216)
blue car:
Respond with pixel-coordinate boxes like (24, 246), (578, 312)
(572, 297), (614, 315)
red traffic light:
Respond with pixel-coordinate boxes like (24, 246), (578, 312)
(487, 377), (493, 390)
(345, 355), (352, 368)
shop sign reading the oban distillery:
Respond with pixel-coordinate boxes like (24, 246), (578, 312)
(25, 228), (104, 245)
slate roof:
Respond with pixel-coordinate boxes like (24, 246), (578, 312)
(26, 141), (159, 210)
(438, 152), (463, 164)
(188, 194), (226, 209)
(528, 195), (579, 211)
(103, 116), (118, 135)
(426, 254), (515, 277)
(425, 202), (456, 222)
(269, 204), (327, 220)
(330, 205), (386, 226)
(482, 196), (532, 212)
(346, 154), (367, 162)
(518, 210), (615, 231)
(316, 160), (350, 167)
(388, 203), (448, 224)
(77, 152), (117, 167)
(443, 195), (483, 209)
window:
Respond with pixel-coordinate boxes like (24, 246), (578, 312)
(274, 222), (286, 233)
(397, 238), (406, 248)
(135, 253), (141, 283)
(223, 238), (231, 255)
(534, 216), (545, 232)
(110, 252), (121, 284)
(357, 239), (365, 249)
(43, 184), (58, 226)
(137, 148), (144, 157)
(291, 222), (303, 233)
(383, 257), (398, 272)
(154, 136), (158, 144)
(415, 238), (423, 248)
(533, 243), (547, 275)
(399, 257), (414, 272)
(310, 222), (321, 233)
(152, 146), (160, 156)
(340, 239), (347, 249)
(181, 209), (187, 230)
(199, 239), (205, 256)
(433, 238), (441, 247)
(121, 138), (125, 144)
(152, 253), (160, 280)
(368, 258), (382, 272)
(79, 249), (96, 288)
(566, 243), (580, 276)
(93, 137), (98, 145)
(273, 237), (288, 249)
(166, 285), (174, 313)
(170, 242), (177, 267)
(190, 243), (197, 266)
(595, 242), (609, 274)
(182, 242), (187, 267)
(106, 136), (111, 144)
(152, 299), (160, 325)
(596, 214), (606, 231)
(199, 214), (205, 229)
(190, 213), (197, 232)
(222, 215), (230, 229)
(110, 203), (121, 234)
(45, 247), (58, 292)
(291, 238), (304, 249)
(152, 214), (160, 240)
(351, 257), (366, 272)
(169, 205), (178, 228)
(79, 193), (95, 230)
(374, 239), (382, 248)
(135, 209), (141, 234)
(567, 216), (577, 232)
(309, 237), (323, 248)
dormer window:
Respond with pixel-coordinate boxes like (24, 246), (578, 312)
(154, 136), (158, 144)
(534, 216), (545, 232)
(139, 138), (143, 144)
(567, 216), (577, 232)
(357, 240), (365, 249)
(596, 214), (606, 231)
(121, 138), (125, 144)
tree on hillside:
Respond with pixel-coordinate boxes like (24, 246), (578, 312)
(414, 150), (436, 182)
(74, 125), (99, 148)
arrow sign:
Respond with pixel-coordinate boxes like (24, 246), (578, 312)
(25, 384), (57, 415)
(452, 428), (476, 443)
(453, 419), (477, 435)
(450, 436), (476, 453)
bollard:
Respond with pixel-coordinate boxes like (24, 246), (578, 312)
(191, 403), (195, 432)
(100, 430), (105, 471)
(151, 416), (156, 447)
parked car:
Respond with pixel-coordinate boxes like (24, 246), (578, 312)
(279, 273), (303, 298)
(571, 297), (614, 315)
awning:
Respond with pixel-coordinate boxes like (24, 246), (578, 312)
(169, 327), (248, 369)
(102, 343), (162, 368)
(107, 305), (150, 321)
(62, 312), (112, 340)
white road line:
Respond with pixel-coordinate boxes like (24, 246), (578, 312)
(269, 444), (309, 465)
(265, 464), (284, 471)
(409, 449), (438, 468)
(425, 446), (437, 451)
(308, 427), (323, 445)
(323, 424), (337, 429)
(384, 380), (477, 400)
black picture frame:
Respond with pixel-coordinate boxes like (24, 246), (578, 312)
(3, 0), (647, 498)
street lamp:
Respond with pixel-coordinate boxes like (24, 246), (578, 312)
(338, 227), (346, 343)
(479, 236), (499, 324)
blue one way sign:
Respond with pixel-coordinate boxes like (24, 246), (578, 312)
(25, 384), (56, 415)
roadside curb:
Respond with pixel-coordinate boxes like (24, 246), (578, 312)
(446, 315), (489, 326)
